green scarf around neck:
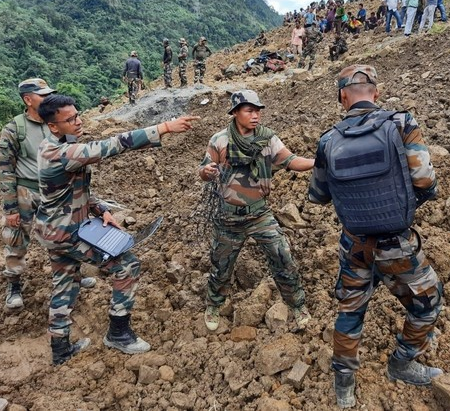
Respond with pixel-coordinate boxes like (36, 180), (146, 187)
(227, 119), (275, 181)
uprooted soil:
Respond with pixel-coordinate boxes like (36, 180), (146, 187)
(2, 7), (450, 410)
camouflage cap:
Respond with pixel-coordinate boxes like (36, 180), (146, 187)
(199, 36), (207, 42)
(18, 78), (55, 96)
(179, 38), (187, 44)
(337, 65), (378, 90)
(130, 50), (138, 57)
(228, 89), (265, 114)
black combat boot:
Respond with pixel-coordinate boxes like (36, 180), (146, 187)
(103, 314), (150, 354)
(51, 335), (91, 365)
(334, 371), (356, 409)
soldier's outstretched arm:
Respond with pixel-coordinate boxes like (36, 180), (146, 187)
(158, 116), (200, 135)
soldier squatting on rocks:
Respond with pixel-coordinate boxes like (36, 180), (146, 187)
(199, 89), (315, 332)
(0, 79), (96, 310)
(36, 94), (199, 365)
(309, 65), (442, 409)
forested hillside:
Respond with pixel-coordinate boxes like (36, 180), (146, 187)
(0, 0), (281, 125)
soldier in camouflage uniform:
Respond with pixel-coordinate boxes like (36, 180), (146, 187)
(199, 90), (315, 332)
(297, 23), (323, 71)
(162, 38), (173, 88)
(0, 79), (95, 310)
(192, 36), (212, 84)
(329, 34), (348, 62)
(36, 94), (199, 365)
(309, 65), (442, 409)
(178, 38), (188, 88)
(122, 50), (143, 104)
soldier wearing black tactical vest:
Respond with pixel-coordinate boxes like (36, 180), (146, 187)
(309, 65), (442, 409)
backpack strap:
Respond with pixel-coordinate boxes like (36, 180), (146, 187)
(13, 114), (28, 158)
(334, 110), (398, 137)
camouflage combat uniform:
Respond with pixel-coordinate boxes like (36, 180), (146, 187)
(178, 42), (188, 87)
(329, 37), (348, 61)
(0, 113), (48, 283)
(35, 126), (162, 337)
(123, 56), (143, 100)
(163, 43), (173, 88)
(199, 126), (306, 310)
(192, 41), (212, 84)
(298, 26), (323, 70)
(309, 103), (442, 374)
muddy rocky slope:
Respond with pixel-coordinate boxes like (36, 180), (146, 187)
(1, 8), (450, 411)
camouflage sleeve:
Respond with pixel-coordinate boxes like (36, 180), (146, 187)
(396, 111), (436, 191)
(308, 134), (332, 204)
(55, 126), (161, 173)
(89, 191), (110, 217)
(0, 121), (20, 214)
(199, 141), (220, 180)
(270, 135), (296, 168)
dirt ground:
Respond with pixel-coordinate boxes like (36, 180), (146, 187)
(1, 6), (450, 410)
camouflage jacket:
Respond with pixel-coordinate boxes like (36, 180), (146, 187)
(35, 126), (161, 249)
(199, 127), (296, 206)
(309, 102), (436, 204)
(305, 27), (323, 46)
(178, 45), (188, 62)
(0, 112), (49, 214)
(192, 44), (211, 61)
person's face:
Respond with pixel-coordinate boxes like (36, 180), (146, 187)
(47, 105), (83, 138)
(233, 104), (261, 134)
(23, 93), (52, 112)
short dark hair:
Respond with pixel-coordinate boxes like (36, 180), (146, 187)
(38, 94), (76, 124)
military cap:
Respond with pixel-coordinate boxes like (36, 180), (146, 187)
(337, 65), (377, 90)
(130, 50), (138, 57)
(18, 78), (55, 96)
(199, 36), (207, 42)
(228, 89), (265, 114)
(179, 38), (187, 44)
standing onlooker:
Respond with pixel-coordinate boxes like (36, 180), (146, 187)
(178, 38), (189, 88)
(400, 0), (408, 25)
(291, 21), (305, 55)
(162, 38), (173, 89)
(122, 51), (143, 103)
(419, 0), (438, 31)
(192, 36), (212, 85)
(377, 0), (388, 21)
(309, 64), (442, 409)
(404, 0), (419, 35)
(335, 0), (345, 34)
(386, 0), (403, 34)
(436, 0), (447, 21)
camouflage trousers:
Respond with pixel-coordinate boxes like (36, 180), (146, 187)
(206, 208), (306, 308)
(2, 185), (40, 281)
(333, 228), (442, 374)
(48, 241), (140, 337)
(179, 60), (188, 87)
(194, 60), (206, 83)
(298, 44), (318, 69)
(164, 63), (172, 87)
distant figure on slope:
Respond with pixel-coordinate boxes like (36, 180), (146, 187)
(178, 38), (189, 88)
(254, 30), (268, 47)
(329, 34), (348, 61)
(122, 50), (143, 104)
(298, 22), (323, 71)
(291, 22), (305, 55)
(162, 38), (173, 89)
(192, 37), (212, 85)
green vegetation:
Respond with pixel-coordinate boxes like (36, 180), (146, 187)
(0, 0), (281, 126)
